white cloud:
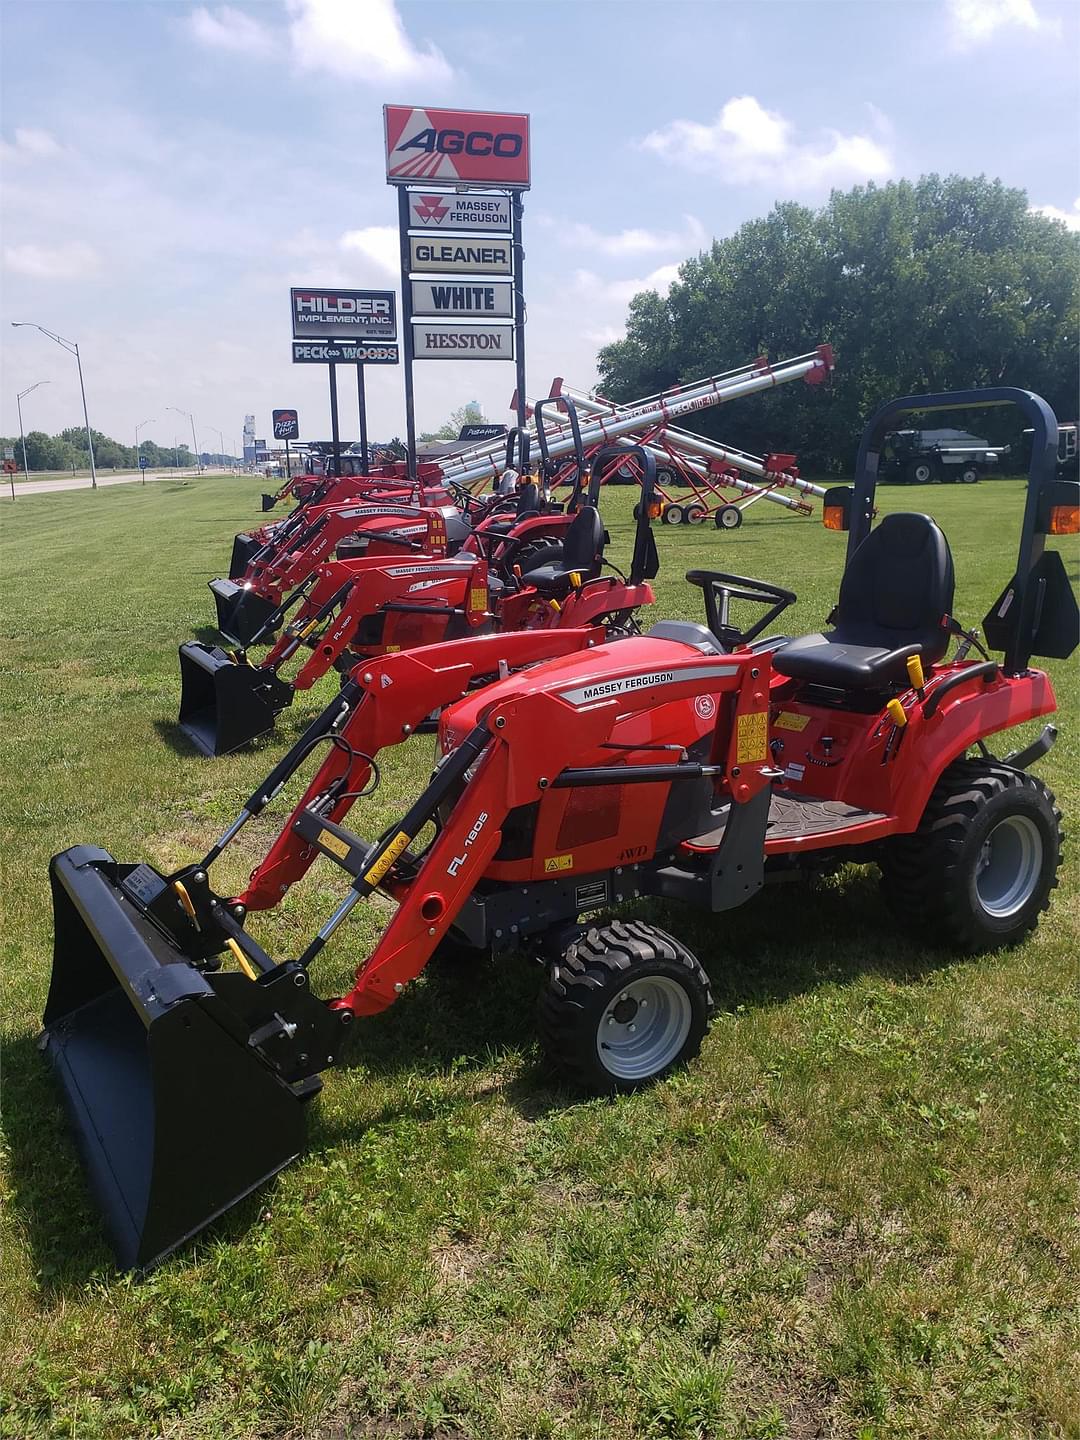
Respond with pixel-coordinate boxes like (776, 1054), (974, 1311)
(1, 127), (64, 161)
(338, 225), (400, 275)
(3, 240), (101, 279)
(187, 4), (277, 53)
(640, 95), (893, 192)
(287, 0), (453, 83)
(186, 0), (451, 82)
(947, 0), (1059, 49)
(573, 263), (681, 308)
(1031, 197), (1080, 232)
(549, 214), (706, 258)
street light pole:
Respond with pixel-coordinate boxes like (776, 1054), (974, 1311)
(11, 323), (97, 488)
(15, 380), (50, 498)
(135, 417), (156, 484)
(167, 406), (201, 473)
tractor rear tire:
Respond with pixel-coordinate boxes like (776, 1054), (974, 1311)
(538, 920), (713, 1093)
(878, 758), (1063, 952)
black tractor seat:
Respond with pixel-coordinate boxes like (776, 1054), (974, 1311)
(774, 512), (955, 691)
(478, 481), (542, 538)
(521, 503), (605, 595)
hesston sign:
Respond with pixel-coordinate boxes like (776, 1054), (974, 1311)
(384, 106), (530, 189)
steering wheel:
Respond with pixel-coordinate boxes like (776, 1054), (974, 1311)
(685, 569), (797, 648)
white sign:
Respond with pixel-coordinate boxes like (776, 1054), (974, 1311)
(2, 446), (14, 461)
(409, 236), (512, 275)
(411, 279), (513, 318)
(408, 193), (511, 231)
(412, 323), (514, 360)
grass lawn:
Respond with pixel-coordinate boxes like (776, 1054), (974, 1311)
(0, 473), (1076, 1439)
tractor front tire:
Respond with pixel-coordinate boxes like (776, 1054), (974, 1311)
(538, 921), (713, 1093)
(879, 758), (1063, 951)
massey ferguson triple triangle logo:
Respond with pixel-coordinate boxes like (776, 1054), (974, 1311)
(415, 195), (450, 223)
(384, 105), (530, 189)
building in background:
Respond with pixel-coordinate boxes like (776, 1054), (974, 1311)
(242, 415), (256, 465)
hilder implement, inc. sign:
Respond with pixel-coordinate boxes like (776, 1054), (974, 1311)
(411, 279), (513, 318)
(292, 342), (400, 364)
(412, 324), (514, 360)
(385, 106), (530, 189)
(290, 288), (397, 342)
(408, 193), (511, 230)
(272, 409), (300, 440)
(408, 236), (512, 275)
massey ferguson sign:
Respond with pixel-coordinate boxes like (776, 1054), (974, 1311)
(408, 193), (511, 230)
(291, 288), (397, 342)
(385, 106), (530, 189)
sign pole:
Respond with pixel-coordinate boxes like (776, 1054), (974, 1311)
(328, 363), (342, 475)
(397, 186), (418, 480)
(356, 362), (370, 476)
(512, 191), (527, 430)
(284, 437), (291, 480)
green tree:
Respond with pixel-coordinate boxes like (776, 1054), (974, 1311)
(598, 175), (1080, 472)
(419, 400), (489, 443)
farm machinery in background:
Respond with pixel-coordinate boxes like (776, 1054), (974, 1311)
(41, 388), (1077, 1271)
(179, 443), (659, 755)
(208, 346), (834, 651)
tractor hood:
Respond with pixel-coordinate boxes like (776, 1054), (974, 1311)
(439, 631), (729, 757)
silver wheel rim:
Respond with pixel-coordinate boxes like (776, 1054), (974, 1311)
(686, 507), (705, 525)
(597, 975), (692, 1080)
(915, 465), (931, 482)
(664, 506), (683, 526)
(721, 508), (739, 528)
(975, 814), (1043, 917)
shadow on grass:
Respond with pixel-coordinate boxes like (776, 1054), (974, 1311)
(0, 1028), (116, 1291)
(3, 867), (961, 1297)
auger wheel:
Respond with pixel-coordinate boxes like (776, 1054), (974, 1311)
(538, 920), (713, 1092)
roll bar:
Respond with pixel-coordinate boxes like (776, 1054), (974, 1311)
(845, 388), (1074, 674)
(591, 444), (659, 588)
(534, 396), (586, 510)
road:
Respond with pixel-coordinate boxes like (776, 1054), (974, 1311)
(6, 467), (234, 497)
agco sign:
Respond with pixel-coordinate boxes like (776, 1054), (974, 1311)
(384, 106), (530, 189)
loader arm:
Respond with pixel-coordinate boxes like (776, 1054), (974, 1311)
(316, 647), (775, 1017)
(236, 628), (606, 910)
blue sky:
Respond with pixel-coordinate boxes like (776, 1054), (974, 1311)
(1, 0), (1077, 452)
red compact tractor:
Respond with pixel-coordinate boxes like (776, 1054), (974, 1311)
(212, 413), (578, 646)
(42, 390), (1078, 1269)
(179, 428), (653, 755)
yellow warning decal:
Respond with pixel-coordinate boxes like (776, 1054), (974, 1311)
(364, 829), (411, 885)
(774, 710), (811, 732)
(736, 711), (769, 764)
(543, 854), (573, 874)
(319, 828), (352, 861)
(384, 644), (400, 652)
(469, 587), (487, 611)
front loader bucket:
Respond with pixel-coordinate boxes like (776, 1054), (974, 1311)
(209, 578), (280, 646)
(229, 532), (262, 578)
(178, 643), (292, 756)
(261, 494), (277, 513)
(41, 847), (312, 1270)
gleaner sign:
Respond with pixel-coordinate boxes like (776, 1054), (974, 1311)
(385, 106), (530, 189)
(409, 237), (512, 275)
(290, 288), (397, 341)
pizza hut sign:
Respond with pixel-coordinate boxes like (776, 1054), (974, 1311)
(385, 106), (530, 189)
